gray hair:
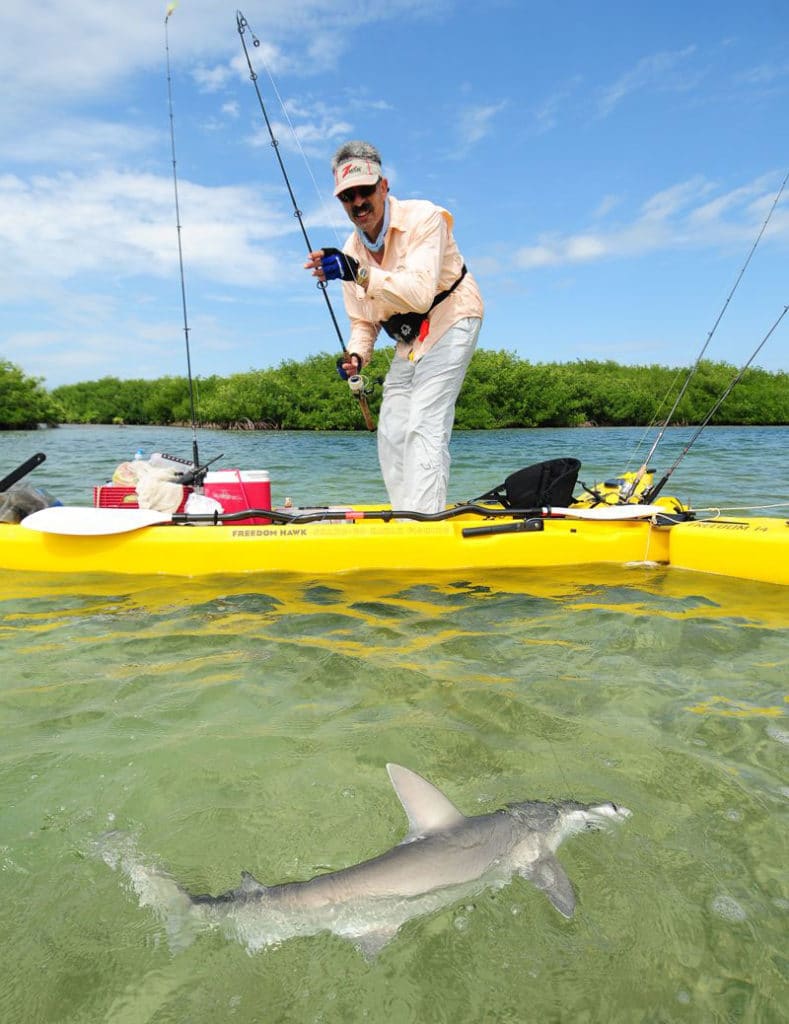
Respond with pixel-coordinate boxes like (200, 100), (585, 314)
(331, 141), (382, 172)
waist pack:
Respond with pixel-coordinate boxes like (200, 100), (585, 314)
(475, 457), (582, 509)
(381, 265), (468, 345)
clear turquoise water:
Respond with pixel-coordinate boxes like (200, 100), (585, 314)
(0, 426), (787, 1023)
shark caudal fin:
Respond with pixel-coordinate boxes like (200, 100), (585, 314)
(93, 831), (201, 950)
(386, 764), (466, 840)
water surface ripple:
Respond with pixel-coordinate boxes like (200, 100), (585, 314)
(0, 426), (787, 1023)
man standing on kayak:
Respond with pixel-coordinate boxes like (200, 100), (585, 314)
(305, 141), (484, 514)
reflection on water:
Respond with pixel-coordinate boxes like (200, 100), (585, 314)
(1, 564), (786, 1023)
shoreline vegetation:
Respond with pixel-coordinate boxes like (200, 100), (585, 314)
(2, 350), (787, 431)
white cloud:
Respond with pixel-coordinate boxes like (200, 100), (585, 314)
(514, 174), (788, 271)
(590, 194), (621, 220)
(639, 177), (714, 222)
(532, 77), (583, 134)
(0, 119), (158, 168)
(735, 62), (789, 87)
(248, 113), (354, 159)
(597, 46), (699, 117)
(0, 0), (445, 120)
(192, 63), (234, 93)
(456, 101), (507, 151)
(0, 169), (291, 296)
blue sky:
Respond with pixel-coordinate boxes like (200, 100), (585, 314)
(1, 0), (787, 388)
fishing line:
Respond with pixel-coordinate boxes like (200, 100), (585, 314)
(691, 502), (789, 516)
(247, 28), (394, 383)
(259, 58), (397, 382)
(257, 65), (346, 249)
(235, 10), (375, 430)
(624, 167), (789, 499)
(644, 303), (789, 502)
(164, 6), (200, 469)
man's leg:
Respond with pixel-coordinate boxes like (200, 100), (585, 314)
(377, 353), (416, 509)
(400, 317), (481, 513)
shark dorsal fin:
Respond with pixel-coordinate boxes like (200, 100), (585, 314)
(386, 764), (466, 838)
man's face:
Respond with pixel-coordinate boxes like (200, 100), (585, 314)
(338, 178), (388, 239)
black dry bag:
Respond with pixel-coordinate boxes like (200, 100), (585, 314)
(475, 457), (581, 509)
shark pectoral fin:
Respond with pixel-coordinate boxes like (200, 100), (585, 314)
(354, 926), (399, 961)
(386, 764), (466, 838)
(523, 856), (576, 918)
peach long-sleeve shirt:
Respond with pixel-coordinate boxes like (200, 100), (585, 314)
(340, 196), (483, 366)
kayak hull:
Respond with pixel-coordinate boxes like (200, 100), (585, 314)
(668, 516), (789, 584)
(1, 513), (786, 585)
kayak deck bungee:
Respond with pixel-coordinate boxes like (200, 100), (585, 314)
(2, 504), (787, 585)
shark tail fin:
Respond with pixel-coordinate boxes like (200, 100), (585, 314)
(94, 830), (202, 950)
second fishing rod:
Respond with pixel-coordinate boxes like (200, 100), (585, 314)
(235, 11), (375, 431)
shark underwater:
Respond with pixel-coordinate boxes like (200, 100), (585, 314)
(98, 764), (631, 958)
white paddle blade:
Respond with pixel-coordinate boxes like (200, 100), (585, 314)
(20, 506), (172, 536)
(552, 504), (666, 520)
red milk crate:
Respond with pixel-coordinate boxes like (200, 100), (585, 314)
(93, 485), (191, 512)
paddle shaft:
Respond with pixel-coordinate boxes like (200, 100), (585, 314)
(21, 501), (677, 536)
(0, 452), (46, 492)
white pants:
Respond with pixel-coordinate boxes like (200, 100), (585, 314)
(377, 316), (482, 513)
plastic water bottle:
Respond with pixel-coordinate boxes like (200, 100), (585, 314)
(134, 448), (144, 461)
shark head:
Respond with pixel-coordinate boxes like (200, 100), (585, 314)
(507, 798), (631, 842)
(500, 798), (632, 918)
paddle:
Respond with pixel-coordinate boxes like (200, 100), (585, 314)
(20, 502), (670, 537)
(0, 452), (46, 492)
(20, 507), (173, 535)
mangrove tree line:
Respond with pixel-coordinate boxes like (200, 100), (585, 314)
(2, 350), (787, 430)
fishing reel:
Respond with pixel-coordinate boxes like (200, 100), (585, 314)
(337, 354), (378, 397)
(347, 374), (376, 397)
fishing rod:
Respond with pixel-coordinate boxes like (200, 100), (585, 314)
(164, 5), (201, 470)
(643, 303), (789, 502)
(235, 10), (375, 431)
(624, 167), (789, 501)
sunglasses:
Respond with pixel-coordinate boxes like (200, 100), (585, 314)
(337, 182), (379, 204)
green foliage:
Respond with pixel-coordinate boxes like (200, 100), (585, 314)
(13, 352), (789, 430)
(455, 356), (788, 429)
(0, 359), (61, 429)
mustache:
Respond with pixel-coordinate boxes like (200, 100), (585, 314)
(352, 202), (373, 216)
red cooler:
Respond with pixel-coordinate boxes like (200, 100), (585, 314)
(204, 470), (271, 524)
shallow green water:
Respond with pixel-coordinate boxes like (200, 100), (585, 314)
(0, 427), (787, 1022)
(1, 564), (787, 1023)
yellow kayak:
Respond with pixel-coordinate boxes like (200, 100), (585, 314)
(1, 505), (786, 586)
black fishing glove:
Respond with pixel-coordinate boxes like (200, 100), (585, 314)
(320, 247), (360, 282)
